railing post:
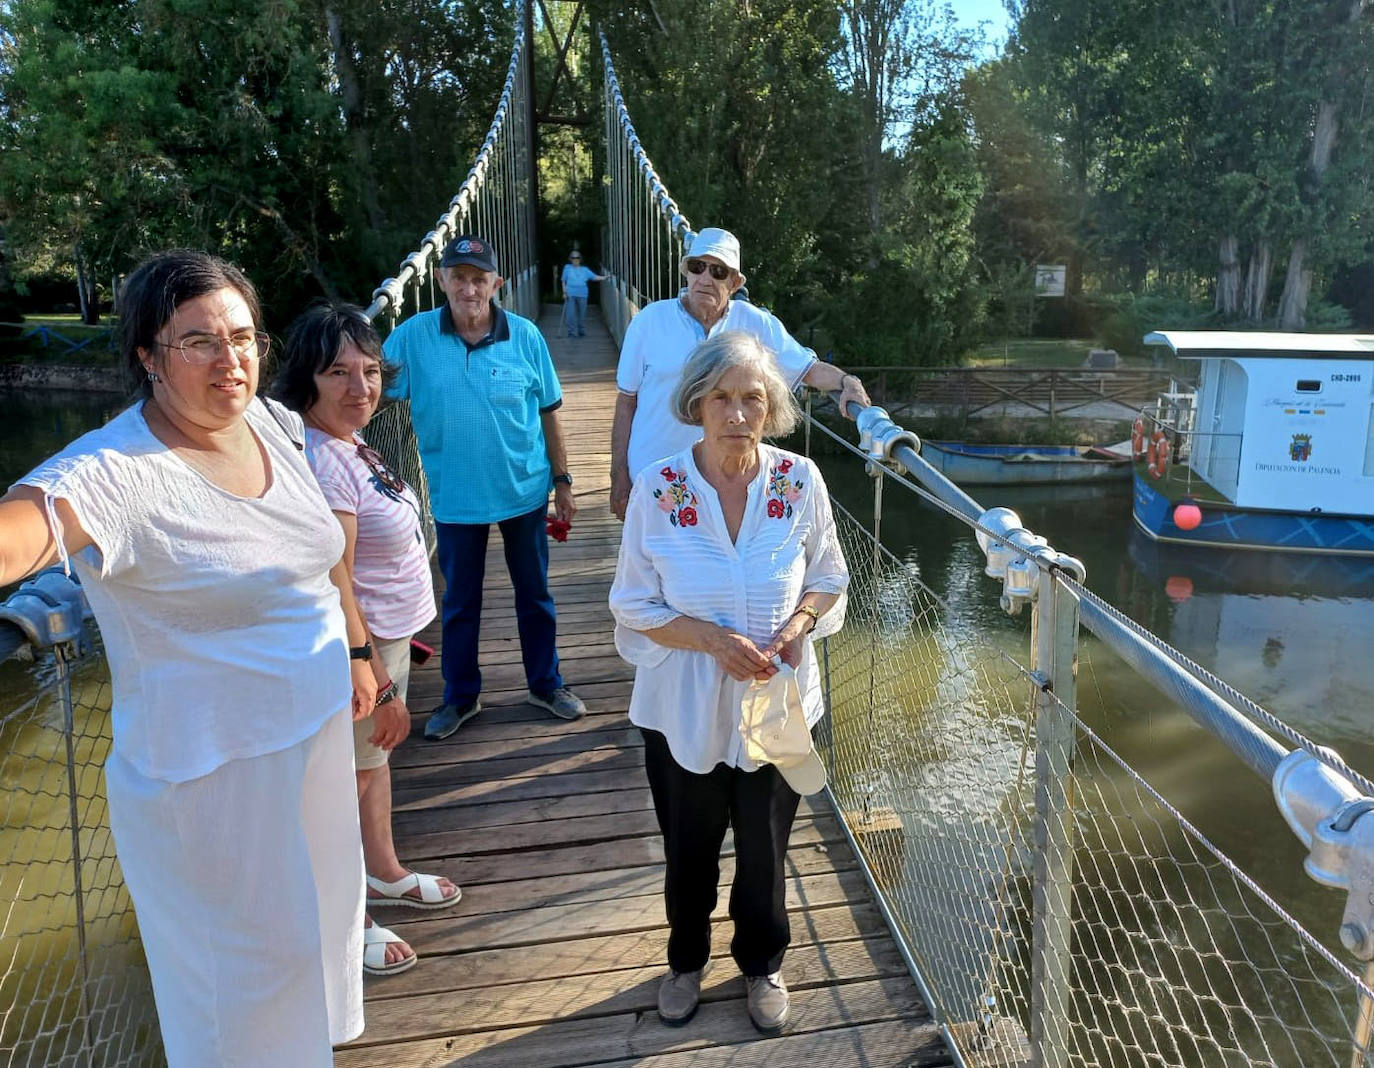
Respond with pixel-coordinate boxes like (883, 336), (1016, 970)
(1029, 567), (1080, 1068)
(56, 643), (96, 1065)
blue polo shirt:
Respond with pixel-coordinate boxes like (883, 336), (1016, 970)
(561, 264), (598, 298)
(383, 302), (563, 525)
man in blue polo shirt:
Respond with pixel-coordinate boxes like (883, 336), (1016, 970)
(384, 234), (585, 739)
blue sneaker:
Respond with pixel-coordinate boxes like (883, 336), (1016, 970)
(424, 699), (480, 740)
(527, 687), (585, 720)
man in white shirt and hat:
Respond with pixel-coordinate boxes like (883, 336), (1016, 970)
(609, 227), (870, 519)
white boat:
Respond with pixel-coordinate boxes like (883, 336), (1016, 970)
(1133, 331), (1374, 555)
(919, 440), (1132, 485)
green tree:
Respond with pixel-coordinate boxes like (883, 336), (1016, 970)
(0, 0), (513, 320)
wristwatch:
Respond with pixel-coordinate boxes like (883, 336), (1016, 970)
(552, 472), (574, 487)
(349, 642), (373, 661)
(793, 604), (821, 632)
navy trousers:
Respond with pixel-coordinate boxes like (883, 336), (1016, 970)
(641, 727), (801, 977)
(435, 503), (562, 704)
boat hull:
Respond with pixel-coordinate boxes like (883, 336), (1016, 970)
(1132, 473), (1374, 555)
(921, 441), (1131, 486)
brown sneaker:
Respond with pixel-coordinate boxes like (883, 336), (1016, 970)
(745, 971), (789, 1034)
(657, 967), (704, 1026)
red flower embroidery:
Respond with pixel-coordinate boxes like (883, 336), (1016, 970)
(766, 460), (804, 519)
(653, 467), (700, 529)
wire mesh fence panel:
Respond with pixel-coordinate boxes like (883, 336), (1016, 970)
(0, 651), (160, 1067)
(817, 491), (1374, 1068)
(820, 500), (1039, 1065)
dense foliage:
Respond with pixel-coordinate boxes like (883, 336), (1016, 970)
(0, 0), (511, 324)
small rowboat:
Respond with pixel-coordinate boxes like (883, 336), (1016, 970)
(919, 440), (1133, 486)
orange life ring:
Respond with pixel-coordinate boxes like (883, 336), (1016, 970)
(1131, 418), (1145, 456)
(1147, 431), (1169, 479)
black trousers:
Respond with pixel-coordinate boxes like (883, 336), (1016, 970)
(641, 727), (802, 977)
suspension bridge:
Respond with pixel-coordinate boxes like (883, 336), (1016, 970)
(4, 5), (1374, 1067)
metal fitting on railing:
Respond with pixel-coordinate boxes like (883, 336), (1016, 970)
(974, 507), (1087, 616)
(1272, 749), (1374, 959)
(854, 406), (920, 474)
(0, 567), (90, 660)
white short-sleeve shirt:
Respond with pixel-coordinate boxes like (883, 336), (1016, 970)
(616, 297), (817, 478)
(16, 397), (351, 783)
(608, 444), (848, 774)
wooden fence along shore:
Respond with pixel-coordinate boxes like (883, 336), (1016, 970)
(336, 305), (956, 1066)
(854, 365), (1179, 422)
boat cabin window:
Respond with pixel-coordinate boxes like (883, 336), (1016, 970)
(1295, 380), (1322, 392)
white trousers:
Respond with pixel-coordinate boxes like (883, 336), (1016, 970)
(106, 707), (365, 1066)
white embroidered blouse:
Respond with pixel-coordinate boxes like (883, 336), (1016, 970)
(609, 443), (849, 775)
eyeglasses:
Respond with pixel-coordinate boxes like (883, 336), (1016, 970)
(357, 444), (405, 494)
(570, 256), (582, 261)
(685, 259), (732, 282)
(157, 331), (270, 365)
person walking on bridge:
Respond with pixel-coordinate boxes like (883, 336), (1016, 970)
(383, 234), (585, 739)
(560, 249), (607, 338)
(609, 227), (871, 519)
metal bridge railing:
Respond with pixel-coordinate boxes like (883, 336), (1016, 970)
(806, 392), (1374, 1068)
(598, 31), (692, 346)
(0, 575), (160, 1067)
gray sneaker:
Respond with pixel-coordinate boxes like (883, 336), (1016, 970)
(657, 967), (704, 1026)
(527, 686), (586, 720)
(745, 972), (789, 1034)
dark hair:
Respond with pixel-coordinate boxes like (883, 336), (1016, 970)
(272, 300), (392, 413)
(120, 250), (261, 398)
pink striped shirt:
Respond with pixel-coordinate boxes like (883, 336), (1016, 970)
(306, 428), (436, 640)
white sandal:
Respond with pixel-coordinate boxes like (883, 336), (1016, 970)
(363, 921), (417, 976)
(366, 871), (462, 910)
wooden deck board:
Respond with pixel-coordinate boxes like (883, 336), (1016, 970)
(340, 305), (952, 1065)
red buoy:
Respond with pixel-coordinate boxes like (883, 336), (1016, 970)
(1173, 502), (1202, 531)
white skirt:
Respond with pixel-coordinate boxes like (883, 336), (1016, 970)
(106, 706), (365, 1066)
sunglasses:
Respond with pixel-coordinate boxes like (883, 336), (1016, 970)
(685, 259), (732, 282)
(356, 444), (406, 495)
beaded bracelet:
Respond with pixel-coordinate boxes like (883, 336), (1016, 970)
(374, 680), (400, 708)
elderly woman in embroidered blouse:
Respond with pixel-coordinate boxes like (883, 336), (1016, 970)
(609, 330), (848, 1036)
(0, 250), (374, 1065)
(274, 302), (460, 980)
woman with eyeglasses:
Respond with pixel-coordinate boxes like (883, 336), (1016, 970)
(273, 301), (459, 980)
(0, 250), (376, 1064)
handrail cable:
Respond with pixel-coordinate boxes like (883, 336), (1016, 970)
(597, 29), (693, 344)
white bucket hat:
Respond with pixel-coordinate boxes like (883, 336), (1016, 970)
(739, 659), (826, 795)
(681, 227), (745, 284)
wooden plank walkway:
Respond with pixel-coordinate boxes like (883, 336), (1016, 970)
(337, 303), (953, 1067)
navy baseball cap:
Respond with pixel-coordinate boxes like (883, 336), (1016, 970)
(440, 234), (498, 273)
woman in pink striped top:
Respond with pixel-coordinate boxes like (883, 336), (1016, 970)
(275, 303), (459, 979)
